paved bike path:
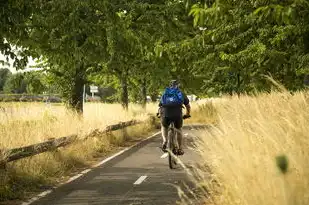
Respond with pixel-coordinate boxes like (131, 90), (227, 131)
(28, 128), (203, 205)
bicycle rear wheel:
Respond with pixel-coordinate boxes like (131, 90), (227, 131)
(168, 125), (177, 169)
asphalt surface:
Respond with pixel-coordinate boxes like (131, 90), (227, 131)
(28, 128), (204, 205)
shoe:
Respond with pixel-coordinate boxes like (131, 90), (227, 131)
(162, 142), (167, 152)
(177, 148), (184, 155)
(172, 148), (178, 155)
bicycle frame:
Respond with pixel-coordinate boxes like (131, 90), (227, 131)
(156, 106), (190, 169)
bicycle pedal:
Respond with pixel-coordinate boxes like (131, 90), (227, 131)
(160, 147), (168, 153)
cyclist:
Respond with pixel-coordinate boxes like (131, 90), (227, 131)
(157, 80), (191, 155)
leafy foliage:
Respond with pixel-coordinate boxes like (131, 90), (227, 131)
(3, 73), (27, 94)
(24, 71), (46, 94)
(0, 68), (12, 92)
(1, 70), (53, 94)
(16, 0), (113, 112)
(187, 0), (309, 95)
(2, 0), (309, 112)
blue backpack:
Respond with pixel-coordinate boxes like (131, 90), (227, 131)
(160, 87), (184, 106)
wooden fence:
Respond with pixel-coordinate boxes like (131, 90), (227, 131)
(0, 116), (155, 166)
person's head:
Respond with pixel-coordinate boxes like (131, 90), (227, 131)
(169, 79), (180, 88)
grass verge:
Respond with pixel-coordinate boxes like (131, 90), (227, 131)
(0, 102), (158, 203)
(187, 91), (309, 205)
(0, 122), (157, 203)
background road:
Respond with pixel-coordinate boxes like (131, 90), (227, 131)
(28, 127), (204, 205)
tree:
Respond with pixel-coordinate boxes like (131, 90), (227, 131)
(24, 71), (46, 94)
(105, 0), (198, 109)
(129, 0), (205, 100)
(15, 0), (114, 113)
(184, 0), (309, 95)
(39, 71), (62, 95)
(252, 0), (309, 87)
(3, 73), (27, 94)
(2, 0), (207, 112)
(0, 68), (12, 92)
(0, 0), (39, 69)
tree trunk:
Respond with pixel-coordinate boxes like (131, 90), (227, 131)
(236, 72), (241, 97)
(304, 74), (309, 86)
(141, 78), (147, 109)
(120, 70), (129, 110)
(69, 63), (85, 114)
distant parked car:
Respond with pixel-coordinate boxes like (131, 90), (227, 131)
(20, 95), (43, 102)
(44, 96), (62, 103)
(86, 95), (101, 102)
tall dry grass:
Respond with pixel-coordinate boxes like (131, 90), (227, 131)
(0, 102), (157, 148)
(0, 102), (158, 201)
(193, 91), (309, 205)
(186, 99), (219, 125)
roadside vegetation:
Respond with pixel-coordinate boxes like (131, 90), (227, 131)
(0, 102), (156, 148)
(0, 102), (158, 201)
(182, 89), (309, 205)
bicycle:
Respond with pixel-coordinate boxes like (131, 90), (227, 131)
(157, 110), (191, 169)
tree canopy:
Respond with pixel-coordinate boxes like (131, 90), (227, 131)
(187, 0), (309, 95)
(1, 0), (309, 112)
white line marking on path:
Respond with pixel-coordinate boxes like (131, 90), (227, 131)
(133, 176), (148, 185)
(21, 190), (52, 205)
(81, 169), (92, 174)
(20, 131), (161, 205)
(66, 174), (83, 183)
(95, 147), (130, 167)
(160, 153), (168, 159)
